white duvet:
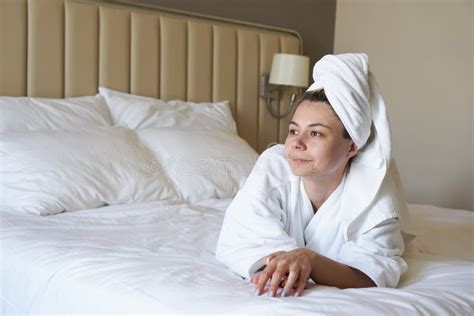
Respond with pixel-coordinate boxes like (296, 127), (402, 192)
(1, 200), (473, 315)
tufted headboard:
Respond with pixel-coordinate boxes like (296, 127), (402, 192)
(0, 0), (303, 152)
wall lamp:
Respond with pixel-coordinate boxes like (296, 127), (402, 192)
(260, 53), (310, 119)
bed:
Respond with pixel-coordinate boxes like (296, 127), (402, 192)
(1, 0), (473, 315)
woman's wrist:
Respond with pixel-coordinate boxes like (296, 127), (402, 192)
(303, 248), (320, 280)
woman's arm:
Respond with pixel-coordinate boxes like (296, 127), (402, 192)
(254, 248), (375, 297)
(307, 250), (376, 289)
(254, 218), (406, 297)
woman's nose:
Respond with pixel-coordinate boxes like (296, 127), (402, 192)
(292, 135), (306, 150)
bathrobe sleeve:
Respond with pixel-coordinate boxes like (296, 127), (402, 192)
(215, 149), (299, 279)
(338, 218), (407, 288)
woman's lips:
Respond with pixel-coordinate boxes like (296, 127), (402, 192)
(291, 158), (311, 164)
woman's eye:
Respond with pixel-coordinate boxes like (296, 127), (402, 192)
(289, 129), (298, 135)
(311, 131), (322, 137)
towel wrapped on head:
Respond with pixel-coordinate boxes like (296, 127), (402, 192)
(307, 53), (414, 240)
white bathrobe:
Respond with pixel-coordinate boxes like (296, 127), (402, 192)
(215, 145), (407, 288)
(215, 53), (414, 288)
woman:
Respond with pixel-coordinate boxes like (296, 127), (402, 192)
(215, 53), (414, 298)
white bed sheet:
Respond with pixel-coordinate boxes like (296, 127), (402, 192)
(1, 200), (473, 315)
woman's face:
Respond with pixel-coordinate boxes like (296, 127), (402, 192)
(284, 100), (357, 178)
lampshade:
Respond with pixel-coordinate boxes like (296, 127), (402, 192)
(269, 53), (310, 87)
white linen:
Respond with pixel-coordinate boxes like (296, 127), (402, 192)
(99, 87), (236, 133)
(0, 127), (180, 215)
(306, 53), (413, 239)
(0, 94), (111, 132)
(216, 145), (407, 287)
(137, 128), (258, 202)
(408, 204), (474, 261)
(1, 201), (472, 315)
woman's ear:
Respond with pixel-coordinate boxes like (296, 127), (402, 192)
(347, 141), (358, 159)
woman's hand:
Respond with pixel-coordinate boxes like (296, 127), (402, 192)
(251, 248), (317, 297)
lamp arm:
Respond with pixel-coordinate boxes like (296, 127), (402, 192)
(265, 93), (298, 119)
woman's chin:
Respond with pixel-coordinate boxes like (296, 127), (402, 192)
(289, 164), (312, 177)
(291, 170), (306, 177)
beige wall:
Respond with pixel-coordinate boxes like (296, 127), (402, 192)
(133, 0), (337, 77)
(334, 0), (473, 210)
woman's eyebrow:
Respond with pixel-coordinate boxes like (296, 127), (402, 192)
(289, 121), (331, 129)
(309, 123), (331, 129)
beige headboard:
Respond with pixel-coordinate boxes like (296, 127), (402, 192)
(0, 0), (302, 152)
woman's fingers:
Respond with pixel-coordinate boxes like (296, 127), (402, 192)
(255, 265), (274, 296)
(295, 273), (309, 297)
(268, 269), (284, 297)
(254, 251), (285, 295)
(251, 275), (258, 284)
(282, 269), (299, 297)
(279, 275), (288, 288)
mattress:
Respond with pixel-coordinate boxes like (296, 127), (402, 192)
(1, 200), (473, 315)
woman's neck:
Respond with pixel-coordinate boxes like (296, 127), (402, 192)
(303, 166), (347, 212)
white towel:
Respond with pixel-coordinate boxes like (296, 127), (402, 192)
(307, 53), (414, 240)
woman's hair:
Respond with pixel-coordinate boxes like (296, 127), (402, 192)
(293, 89), (351, 140)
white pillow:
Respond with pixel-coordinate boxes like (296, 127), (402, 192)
(0, 127), (180, 215)
(137, 128), (258, 203)
(99, 87), (236, 133)
(0, 95), (111, 132)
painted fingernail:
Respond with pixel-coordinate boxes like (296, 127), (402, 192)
(255, 288), (261, 296)
(268, 290), (275, 297)
(281, 290), (287, 297)
(295, 291), (301, 297)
